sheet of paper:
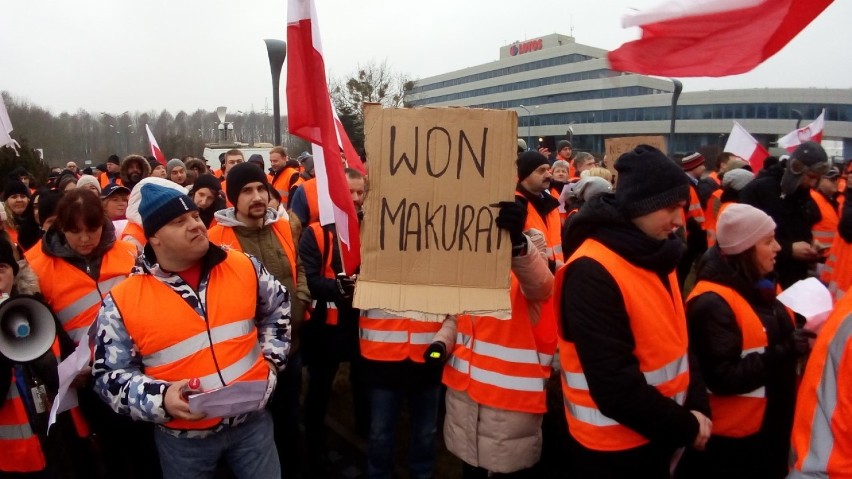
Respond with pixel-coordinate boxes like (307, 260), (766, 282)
(48, 339), (91, 431)
(188, 380), (270, 418)
(777, 277), (834, 331)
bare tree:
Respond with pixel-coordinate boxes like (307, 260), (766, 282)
(330, 60), (410, 151)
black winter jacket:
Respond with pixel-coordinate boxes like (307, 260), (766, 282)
(738, 163), (820, 287)
(559, 194), (708, 477)
(681, 247), (798, 478)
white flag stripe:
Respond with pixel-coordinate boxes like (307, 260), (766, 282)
(622, 0), (765, 28)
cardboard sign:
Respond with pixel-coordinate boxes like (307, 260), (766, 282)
(354, 105), (516, 315)
(604, 135), (667, 179)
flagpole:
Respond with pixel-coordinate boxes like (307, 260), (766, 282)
(668, 79), (682, 155)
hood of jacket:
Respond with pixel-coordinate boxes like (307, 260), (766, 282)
(213, 207), (282, 228)
(562, 193), (683, 274)
(120, 155), (152, 187)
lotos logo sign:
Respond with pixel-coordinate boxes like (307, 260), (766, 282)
(510, 39), (543, 56)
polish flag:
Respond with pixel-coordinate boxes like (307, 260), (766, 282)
(724, 121), (770, 171)
(287, 0), (360, 275)
(608, 0), (833, 77)
(778, 109), (825, 152)
(145, 124), (166, 165)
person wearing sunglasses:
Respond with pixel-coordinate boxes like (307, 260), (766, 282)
(739, 141), (830, 288)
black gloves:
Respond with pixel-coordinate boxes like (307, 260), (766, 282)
(335, 274), (356, 302)
(423, 341), (448, 365)
(495, 200), (527, 249)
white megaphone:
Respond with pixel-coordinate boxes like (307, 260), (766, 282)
(0, 295), (57, 363)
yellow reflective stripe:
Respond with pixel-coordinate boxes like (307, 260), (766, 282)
(56, 276), (127, 324)
(469, 365), (544, 392)
(198, 343), (262, 390)
(143, 319), (255, 368)
(359, 328), (408, 343)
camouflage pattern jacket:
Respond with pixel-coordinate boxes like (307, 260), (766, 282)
(91, 243), (291, 428)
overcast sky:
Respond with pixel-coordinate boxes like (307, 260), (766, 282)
(2, 0), (850, 116)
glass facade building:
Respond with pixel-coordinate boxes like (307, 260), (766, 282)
(405, 34), (852, 158)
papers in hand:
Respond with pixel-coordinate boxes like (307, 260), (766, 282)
(777, 277), (834, 332)
(188, 380), (270, 418)
(48, 339), (91, 432)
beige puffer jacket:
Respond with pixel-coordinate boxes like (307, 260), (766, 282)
(438, 234), (554, 473)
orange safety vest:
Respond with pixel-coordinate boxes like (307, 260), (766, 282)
(120, 221), (146, 248)
(443, 274), (555, 414)
(4, 225), (18, 247)
(789, 287), (852, 477)
(300, 178), (319, 226)
(822, 235), (852, 302)
(359, 310), (441, 363)
(98, 175), (122, 189)
(307, 223), (340, 325)
(704, 189), (724, 247)
(555, 239), (690, 451)
(207, 218), (297, 285)
(518, 192), (563, 262)
(810, 190), (839, 253)
(0, 382), (46, 472)
(272, 167), (300, 205)
(687, 281), (778, 438)
(26, 241), (136, 343)
(707, 171), (720, 186)
(113, 250), (269, 431)
(687, 185), (706, 227)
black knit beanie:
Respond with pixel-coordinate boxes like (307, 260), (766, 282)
(0, 236), (19, 276)
(3, 179), (30, 200)
(226, 162), (270, 206)
(517, 151), (549, 182)
(107, 154), (120, 166)
(615, 145), (690, 218)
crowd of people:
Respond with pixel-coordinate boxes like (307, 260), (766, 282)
(0, 137), (849, 479)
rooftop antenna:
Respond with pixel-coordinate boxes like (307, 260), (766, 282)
(570, 15), (575, 38)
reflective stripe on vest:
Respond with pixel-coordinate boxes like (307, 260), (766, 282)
(442, 302), (553, 414)
(789, 293), (852, 477)
(687, 281), (776, 438)
(359, 310), (440, 362)
(555, 239), (690, 451)
(810, 189), (838, 251)
(0, 383), (47, 472)
(25, 241), (136, 345)
(114, 250), (268, 430)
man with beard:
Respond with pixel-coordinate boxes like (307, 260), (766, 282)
(207, 163), (310, 474)
(119, 154), (151, 191)
(516, 151), (562, 271)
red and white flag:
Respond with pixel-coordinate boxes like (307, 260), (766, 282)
(608, 0), (833, 77)
(724, 121), (770, 171)
(778, 109), (825, 152)
(145, 124), (166, 165)
(287, 0), (360, 275)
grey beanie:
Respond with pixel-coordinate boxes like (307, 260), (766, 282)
(721, 169), (755, 191)
(573, 176), (612, 202)
(166, 158), (185, 175)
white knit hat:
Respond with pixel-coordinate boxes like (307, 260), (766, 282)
(716, 203), (776, 255)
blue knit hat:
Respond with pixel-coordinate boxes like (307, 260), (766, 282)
(139, 182), (197, 238)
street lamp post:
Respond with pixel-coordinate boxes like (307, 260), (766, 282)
(791, 109), (803, 129)
(519, 104), (532, 151)
(668, 79), (683, 156)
